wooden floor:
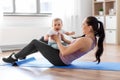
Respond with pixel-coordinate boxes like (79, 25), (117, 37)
(0, 44), (120, 80)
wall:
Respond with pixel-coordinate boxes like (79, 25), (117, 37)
(0, 16), (51, 50)
(0, 0), (92, 51)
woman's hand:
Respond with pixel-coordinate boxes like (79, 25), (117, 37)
(51, 34), (61, 42)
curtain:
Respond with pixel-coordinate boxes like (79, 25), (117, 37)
(0, 1), (3, 21)
(52, 0), (92, 36)
(0, 1), (3, 53)
(52, 0), (76, 32)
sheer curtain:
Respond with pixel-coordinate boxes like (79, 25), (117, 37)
(52, 0), (76, 33)
(52, 0), (92, 36)
(0, 1), (3, 21)
(0, 1), (3, 53)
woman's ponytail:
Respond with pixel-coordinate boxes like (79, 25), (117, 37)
(86, 16), (105, 64)
(95, 21), (105, 63)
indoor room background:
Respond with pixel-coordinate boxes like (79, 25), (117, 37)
(0, 0), (120, 80)
(0, 0), (91, 51)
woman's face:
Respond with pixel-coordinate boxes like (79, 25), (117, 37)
(52, 20), (63, 31)
(81, 18), (92, 35)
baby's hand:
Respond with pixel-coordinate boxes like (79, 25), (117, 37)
(70, 32), (75, 35)
(44, 35), (49, 41)
(65, 31), (75, 36)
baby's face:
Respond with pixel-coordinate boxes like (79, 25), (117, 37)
(52, 20), (62, 31)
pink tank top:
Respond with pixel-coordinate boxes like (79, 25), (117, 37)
(59, 38), (95, 65)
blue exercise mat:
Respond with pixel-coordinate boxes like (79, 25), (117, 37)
(0, 57), (36, 66)
(1, 57), (120, 71)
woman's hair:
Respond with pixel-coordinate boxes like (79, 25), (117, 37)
(86, 16), (105, 64)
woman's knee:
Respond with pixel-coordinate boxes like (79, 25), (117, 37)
(39, 36), (48, 44)
(31, 39), (39, 44)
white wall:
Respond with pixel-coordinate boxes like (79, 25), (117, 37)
(0, 0), (92, 50)
(0, 16), (51, 50)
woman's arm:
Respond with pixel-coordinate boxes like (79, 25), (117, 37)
(52, 34), (88, 56)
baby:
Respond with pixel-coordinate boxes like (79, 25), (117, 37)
(44, 18), (75, 49)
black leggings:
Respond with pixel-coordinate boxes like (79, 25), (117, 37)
(15, 37), (67, 66)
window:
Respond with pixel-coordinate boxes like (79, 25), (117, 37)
(15, 0), (36, 13)
(2, 0), (13, 13)
(2, 0), (52, 16)
(40, 0), (52, 13)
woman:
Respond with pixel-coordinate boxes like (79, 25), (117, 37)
(2, 16), (105, 66)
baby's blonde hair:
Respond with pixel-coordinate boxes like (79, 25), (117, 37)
(52, 18), (63, 24)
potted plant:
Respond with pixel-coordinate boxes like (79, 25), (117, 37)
(99, 8), (104, 15)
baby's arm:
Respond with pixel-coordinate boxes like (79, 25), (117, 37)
(61, 34), (71, 44)
(65, 31), (75, 36)
(72, 34), (85, 39)
(63, 38), (71, 44)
